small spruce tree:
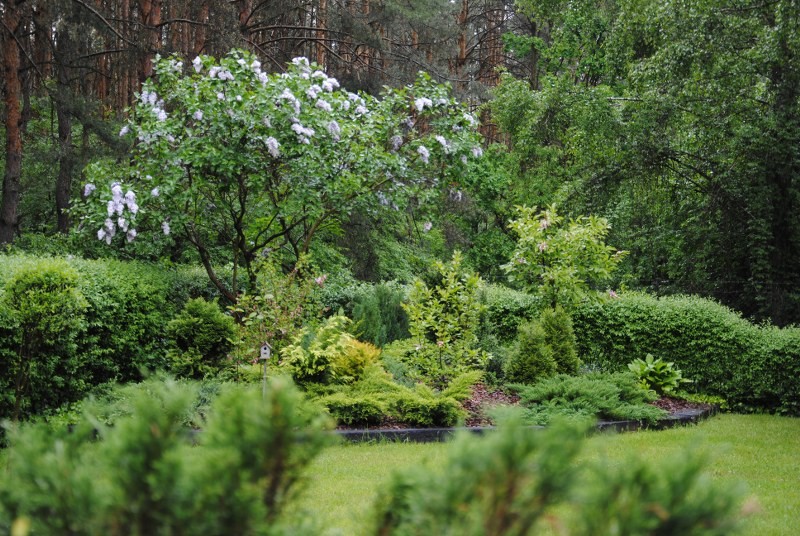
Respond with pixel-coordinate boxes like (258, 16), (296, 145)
(505, 318), (557, 384)
(540, 305), (580, 374)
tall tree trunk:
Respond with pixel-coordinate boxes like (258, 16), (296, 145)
(138, 0), (162, 83)
(193, 1), (209, 55)
(54, 37), (76, 233)
(316, 0), (327, 66)
(0, 3), (24, 244)
(119, 0), (132, 110)
(238, 0), (253, 39)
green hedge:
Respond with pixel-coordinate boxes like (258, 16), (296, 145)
(479, 284), (542, 343)
(0, 254), (225, 419)
(573, 293), (800, 415)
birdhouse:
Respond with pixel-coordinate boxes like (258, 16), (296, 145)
(260, 342), (272, 361)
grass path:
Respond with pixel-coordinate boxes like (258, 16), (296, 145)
(295, 414), (800, 535)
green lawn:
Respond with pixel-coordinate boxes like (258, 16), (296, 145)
(295, 414), (800, 535)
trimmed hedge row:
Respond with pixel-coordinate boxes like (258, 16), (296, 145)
(0, 254), (224, 418)
(573, 293), (800, 415)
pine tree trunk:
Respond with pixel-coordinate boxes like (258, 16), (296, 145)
(138, 0), (162, 83)
(55, 31), (76, 234)
(0, 3), (24, 244)
(193, 1), (209, 55)
(316, 0), (327, 67)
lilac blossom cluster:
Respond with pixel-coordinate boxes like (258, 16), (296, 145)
(88, 182), (139, 244)
(84, 180), (172, 244)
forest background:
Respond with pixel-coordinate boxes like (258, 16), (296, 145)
(2, 0), (800, 326)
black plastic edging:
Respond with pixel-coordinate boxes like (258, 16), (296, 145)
(335, 406), (718, 443)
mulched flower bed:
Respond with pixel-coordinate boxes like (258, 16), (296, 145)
(463, 383), (521, 427)
(336, 384), (715, 432)
(651, 396), (713, 413)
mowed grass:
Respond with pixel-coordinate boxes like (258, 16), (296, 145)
(295, 414), (800, 536)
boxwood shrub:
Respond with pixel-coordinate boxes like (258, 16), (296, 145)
(573, 293), (800, 415)
(0, 254), (226, 419)
(479, 284), (542, 343)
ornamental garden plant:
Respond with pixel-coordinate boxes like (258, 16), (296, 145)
(72, 51), (484, 304)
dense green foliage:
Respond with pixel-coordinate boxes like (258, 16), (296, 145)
(3, 0), (799, 443)
(478, 284), (541, 344)
(492, 0), (800, 326)
(166, 298), (237, 379)
(372, 417), (743, 535)
(511, 372), (666, 426)
(504, 306), (580, 385)
(504, 205), (626, 309)
(0, 377), (331, 534)
(400, 251), (488, 386)
(0, 260), (87, 420)
(351, 282), (410, 347)
(0, 255), (224, 419)
(574, 293), (800, 414)
(309, 366), (477, 428)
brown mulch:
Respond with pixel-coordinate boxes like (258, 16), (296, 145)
(462, 383), (520, 427)
(651, 396), (713, 413)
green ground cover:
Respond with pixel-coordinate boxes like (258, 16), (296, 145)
(295, 414), (800, 536)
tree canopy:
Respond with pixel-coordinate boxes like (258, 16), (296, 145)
(74, 51), (483, 302)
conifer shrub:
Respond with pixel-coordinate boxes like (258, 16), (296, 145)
(504, 318), (557, 384)
(332, 339), (382, 384)
(440, 369), (484, 401)
(540, 305), (580, 374)
(166, 298), (237, 379)
(311, 365), (472, 428)
(372, 417), (745, 535)
(0, 377), (331, 534)
(392, 385), (464, 427)
(351, 282), (410, 347)
(511, 372), (666, 425)
(504, 306), (581, 386)
(317, 392), (388, 426)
